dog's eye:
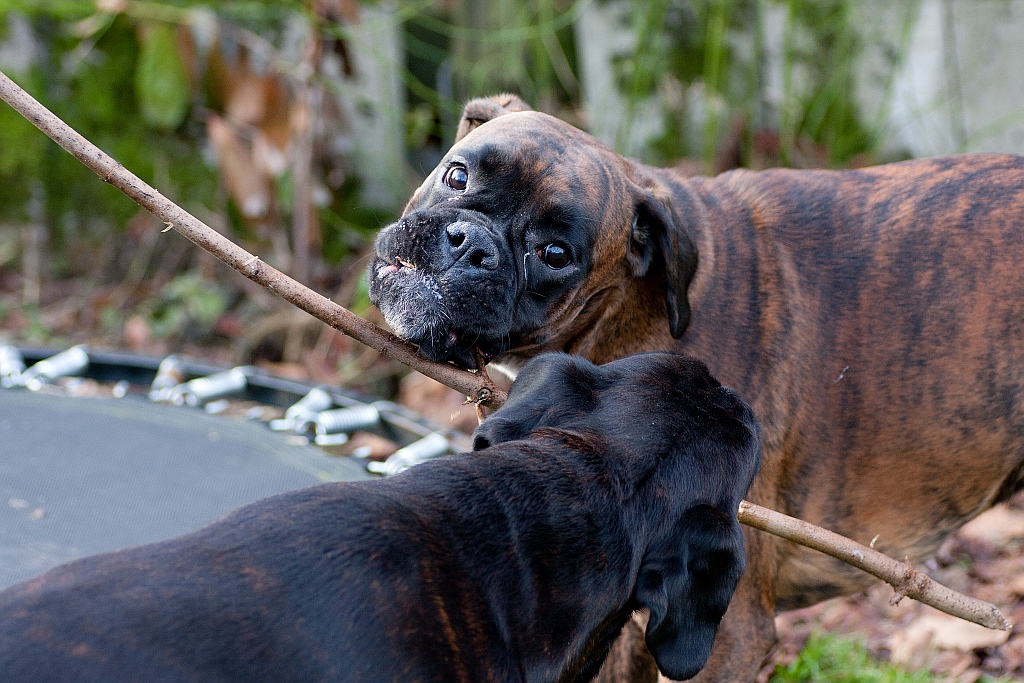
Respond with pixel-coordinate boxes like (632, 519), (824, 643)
(443, 165), (468, 191)
(539, 242), (572, 269)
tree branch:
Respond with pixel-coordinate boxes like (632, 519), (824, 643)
(0, 69), (1009, 631)
(738, 501), (1010, 630)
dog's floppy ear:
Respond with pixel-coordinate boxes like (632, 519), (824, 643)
(636, 506), (746, 681)
(472, 353), (597, 450)
(627, 177), (701, 339)
(455, 93), (532, 143)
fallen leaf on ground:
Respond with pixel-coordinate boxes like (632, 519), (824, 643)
(888, 612), (1010, 666)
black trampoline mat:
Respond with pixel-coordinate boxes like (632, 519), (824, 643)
(0, 389), (370, 589)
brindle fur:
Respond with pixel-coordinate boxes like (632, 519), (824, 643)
(368, 95), (1024, 682)
(0, 353), (759, 683)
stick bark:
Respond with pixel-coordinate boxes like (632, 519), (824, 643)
(0, 69), (1009, 631)
(738, 502), (1010, 630)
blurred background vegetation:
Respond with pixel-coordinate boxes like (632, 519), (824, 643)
(1, 0), (1023, 389)
(3, 2), (1024, 679)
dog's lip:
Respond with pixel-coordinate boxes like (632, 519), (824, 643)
(370, 254), (511, 368)
(417, 332), (507, 370)
(433, 329), (479, 369)
(449, 343), (478, 370)
(462, 339), (507, 368)
(376, 259), (420, 279)
(396, 258), (418, 270)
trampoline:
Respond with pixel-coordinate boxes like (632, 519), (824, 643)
(0, 347), (457, 590)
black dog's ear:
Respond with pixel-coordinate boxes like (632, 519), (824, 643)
(627, 177), (701, 339)
(636, 506), (745, 681)
(455, 94), (532, 143)
(471, 353), (597, 450)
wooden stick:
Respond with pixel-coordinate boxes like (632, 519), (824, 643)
(0, 69), (1009, 631)
(738, 501), (1010, 630)
(0, 70), (505, 409)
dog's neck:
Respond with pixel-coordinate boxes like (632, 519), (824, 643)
(500, 280), (679, 368)
(394, 438), (658, 683)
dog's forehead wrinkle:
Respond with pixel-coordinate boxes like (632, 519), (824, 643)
(456, 124), (593, 197)
(474, 109), (602, 150)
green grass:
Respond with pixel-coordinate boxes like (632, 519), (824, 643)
(768, 632), (1015, 683)
(769, 633), (932, 683)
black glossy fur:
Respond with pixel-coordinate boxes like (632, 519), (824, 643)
(0, 352), (759, 683)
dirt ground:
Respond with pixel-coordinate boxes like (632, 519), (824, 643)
(760, 491), (1024, 682)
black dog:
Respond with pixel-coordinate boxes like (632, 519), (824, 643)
(0, 352), (759, 683)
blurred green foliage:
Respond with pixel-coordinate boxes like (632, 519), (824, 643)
(0, 0), (377, 282)
(397, 0), (581, 155)
(134, 22), (189, 130)
(145, 271), (229, 340)
(0, 8), (219, 272)
(622, 0), (899, 167)
(394, 0), (910, 169)
(775, 0), (877, 166)
(0, 0), (908, 252)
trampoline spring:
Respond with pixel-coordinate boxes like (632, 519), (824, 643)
(21, 345), (89, 391)
(314, 432), (350, 447)
(0, 345), (26, 388)
(170, 367), (251, 407)
(288, 387), (335, 421)
(296, 404), (382, 440)
(148, 355), (186, 402)
(366, 432), (449, 476)
(269, 387), (334, 431)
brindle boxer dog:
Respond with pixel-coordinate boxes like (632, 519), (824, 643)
(368, 94), (1024, 682)
(0, 352), (759, 683)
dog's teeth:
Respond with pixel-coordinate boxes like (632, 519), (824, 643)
(397, 258), (417, 270)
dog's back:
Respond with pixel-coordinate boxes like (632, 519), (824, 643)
(677, 155), (1024, 605)
(0, 352), (760, 683)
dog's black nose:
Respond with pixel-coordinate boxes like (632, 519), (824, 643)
(446, 222), (498, 270)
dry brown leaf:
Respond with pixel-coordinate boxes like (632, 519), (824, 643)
(929, 650), (977, 678)
(999, 636), (1024, 671)
(208, 46), (292, 154)
(889, 613), (1010, 666)
(206, 114), (272, 220)
(954, 668), (986, 683)
(224, 74), (267, 127)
